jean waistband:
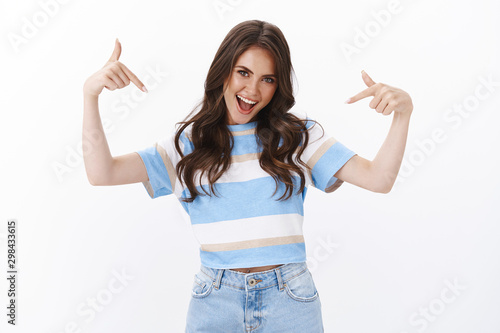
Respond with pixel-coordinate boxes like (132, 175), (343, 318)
(199, 261), (309, 291)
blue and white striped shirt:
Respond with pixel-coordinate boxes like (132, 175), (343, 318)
(136, 113), (356, 269)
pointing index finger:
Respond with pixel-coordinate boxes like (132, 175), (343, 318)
(345, 85), (377, 104)
(118, 62), (148, 93)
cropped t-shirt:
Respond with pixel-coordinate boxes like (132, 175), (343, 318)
(136, 113), (357, 269)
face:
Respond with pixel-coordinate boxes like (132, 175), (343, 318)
(223, 46), (278, 125)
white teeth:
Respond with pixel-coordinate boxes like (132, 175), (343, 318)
(237, 95), (257, 105)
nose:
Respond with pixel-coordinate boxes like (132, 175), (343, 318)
(245, 77), (259, 97)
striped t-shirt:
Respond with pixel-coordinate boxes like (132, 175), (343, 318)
(136, 113), (357, 269)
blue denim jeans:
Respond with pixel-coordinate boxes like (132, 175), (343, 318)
(185, 261), (324, 332)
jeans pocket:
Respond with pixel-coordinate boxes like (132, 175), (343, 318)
(191, 271), (214, 299)
(284, 269), (319, 303)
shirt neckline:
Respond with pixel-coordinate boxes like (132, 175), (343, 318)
(226, 120), (258, 132)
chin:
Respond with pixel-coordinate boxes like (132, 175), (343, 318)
(228, 109), (256, 125)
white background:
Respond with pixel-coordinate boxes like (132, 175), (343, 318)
(1, 0), (499, 332)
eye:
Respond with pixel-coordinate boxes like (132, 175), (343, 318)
(263, 77), (275, 84)
(238, 70), (249, 77)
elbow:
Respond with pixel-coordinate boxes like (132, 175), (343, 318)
(378, 183), (393, 194)
(86, 173), (107, 186)
(85, 169), (98, 185)
(372, 169), (396, 194)
(85, 166), (112, 186)
(373, 181), (393, 194)
(87, 176), (98, 186)
(379, 186), (392, 194)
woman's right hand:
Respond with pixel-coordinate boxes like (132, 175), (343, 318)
(83, 38), (148, 97)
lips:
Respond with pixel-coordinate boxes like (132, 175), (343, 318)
(236, 94), (258, 114)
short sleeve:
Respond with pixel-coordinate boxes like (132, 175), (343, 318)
(136, 133), (178, 199)
(301, 117), (357, 193)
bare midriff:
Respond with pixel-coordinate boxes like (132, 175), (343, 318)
(229, 264), (283, 273)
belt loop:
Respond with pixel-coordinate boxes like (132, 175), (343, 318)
(213, 269), (224, 290)
(275, 267), (284, 291)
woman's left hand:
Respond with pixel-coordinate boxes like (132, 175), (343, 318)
(345, 70), (413, 116)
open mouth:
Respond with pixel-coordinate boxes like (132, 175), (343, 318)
(236, 94), (258, 114)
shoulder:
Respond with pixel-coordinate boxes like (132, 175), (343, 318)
(287, 109), (321, 129)
(175, 123), (195, 155)
(178, 123), (194, 143)
(287, 110), (324, 140)
(155, 123), (194, 155)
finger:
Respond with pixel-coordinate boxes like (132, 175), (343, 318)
(107, 71), (126, 89)
(345, 85), (377, 104)
(361, 70), (376, 87)
(110, 66), (130, 87)
(376, 98), (389, 113)
(103, 76), (118, 91)
(368, 95), (382, 109)
(108, 38), (122, 63)
(117, 62), (148, 92)
(382, 102), (395, 116)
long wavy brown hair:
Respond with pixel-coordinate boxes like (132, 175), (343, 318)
(174, 19), (322, 203)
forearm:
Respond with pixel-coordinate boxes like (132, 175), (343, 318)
(371, 111), (412, 192)
(82, 93), (114, 185)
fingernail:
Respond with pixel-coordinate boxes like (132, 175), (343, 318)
(361, 70), (366, 74)
(142, 86), (148, 93)
(345, 98), (351, 104)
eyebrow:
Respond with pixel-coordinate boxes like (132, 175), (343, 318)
(235, 65), (276, 78)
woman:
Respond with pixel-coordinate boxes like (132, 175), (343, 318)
(83, 20), (412, 332)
